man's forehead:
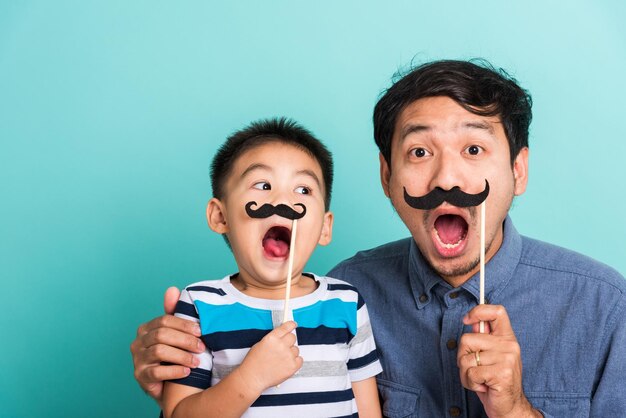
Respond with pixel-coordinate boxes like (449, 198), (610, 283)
(394, 97), (504, 141)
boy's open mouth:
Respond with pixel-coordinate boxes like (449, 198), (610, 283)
(262, 226), (292, 258)
(434, 214), (468, 252)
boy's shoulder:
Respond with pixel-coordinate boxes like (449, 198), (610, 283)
(308, 272), (366, 307)
(182, 276), (232, 296)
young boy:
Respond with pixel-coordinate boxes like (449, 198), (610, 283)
(162, 118), (382, 418)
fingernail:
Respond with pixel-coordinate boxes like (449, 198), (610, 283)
(193, 357), (200, 367)
(183, 367), (191, 375)
(197, 340), (205, 351)
(193, 325), (201, 335)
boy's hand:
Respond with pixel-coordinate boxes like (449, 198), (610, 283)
(130, 287), (205, 407)
(237, 321), (303, 393)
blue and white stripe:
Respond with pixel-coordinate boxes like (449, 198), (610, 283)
(170, 273), (381, 417)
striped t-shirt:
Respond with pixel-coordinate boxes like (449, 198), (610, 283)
(171, 273), (382, 417)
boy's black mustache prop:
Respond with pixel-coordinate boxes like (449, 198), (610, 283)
(245, 202), (307, 220)
(403, 180), (490, 210)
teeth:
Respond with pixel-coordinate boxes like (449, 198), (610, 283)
(435, 229), (464, 249)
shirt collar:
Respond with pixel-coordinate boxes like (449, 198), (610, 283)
(409, 215), (522, 309)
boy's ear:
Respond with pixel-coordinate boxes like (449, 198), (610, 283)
(317, 211), (334, 246)
(206, 198), (229, 234)
(379, 152), (391, 198)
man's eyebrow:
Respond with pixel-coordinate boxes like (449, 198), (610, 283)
(400, 124), (430, 141)
(463, 121), (495, 134)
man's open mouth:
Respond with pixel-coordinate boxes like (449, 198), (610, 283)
(262, 226), (292, 258)
(434, 214), (468, 251)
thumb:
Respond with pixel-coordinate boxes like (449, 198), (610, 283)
(163, 286), (181, 314)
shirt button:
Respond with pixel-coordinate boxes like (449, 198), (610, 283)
(419, 294), (428, 303)
(446, 339), (457, 350)
(450, 291), (460, 299)
(449, 406), (461, 417)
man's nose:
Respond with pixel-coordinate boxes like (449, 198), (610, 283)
(429, 151), (467, 191)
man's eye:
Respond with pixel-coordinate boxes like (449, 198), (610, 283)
(410, 147), (431, 158)
(295, 186), (311, 195)
(253, 182), (271, 190)
(466, 145), (483, 156)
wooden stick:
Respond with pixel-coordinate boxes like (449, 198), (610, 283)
(479, 201), (486, 334)
(282, 218), (298, 324)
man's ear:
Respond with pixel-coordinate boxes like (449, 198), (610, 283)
(379, 153), (391, 198)
(206, 198), (229, 234)
(317, 211), (334, 246)
(513, 147), (529, 196)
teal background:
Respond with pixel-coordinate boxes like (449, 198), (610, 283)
(1, 1), (625, 417)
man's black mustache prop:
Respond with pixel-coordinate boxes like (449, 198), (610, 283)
(245, 202), (307, 220)
(403, 180), (490, 210)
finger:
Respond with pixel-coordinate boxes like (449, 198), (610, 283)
(290, 345), (300, 358)
(457, 332), (497, 357)
(139, 363), (192, 384)
(282, 331), (297, 347)
(142, 343), (201, 368)
(274, 321), (297, 337)
(471, 321), (492, 334)
(142, 326), (205, 354)
(465, 363), (510, 393)
(463, 304), (513, 336)
(457, 349), (493, 371)
(142, 314), (202, 338)
(163, 287), (181, 314)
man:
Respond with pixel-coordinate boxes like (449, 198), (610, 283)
(131, 60), (626, 417)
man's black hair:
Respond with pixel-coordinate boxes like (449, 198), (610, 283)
(373, 59), (532, 166)
(211, 117), (333, 210)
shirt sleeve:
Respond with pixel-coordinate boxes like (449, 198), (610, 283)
(588, 294), (626, 416)
(347, 290), (382, 382)
(167, 288), (213, 390)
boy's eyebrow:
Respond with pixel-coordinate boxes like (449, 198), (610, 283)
(297, 169), (322, 189)
(240, 164), (323, 189)
(240, 163), (270, 178)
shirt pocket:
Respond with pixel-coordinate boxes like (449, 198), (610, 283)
(526, 392), (590, 417)
(377, 378), (420, 418)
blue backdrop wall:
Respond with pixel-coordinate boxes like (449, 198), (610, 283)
(1, 1), (625, 417)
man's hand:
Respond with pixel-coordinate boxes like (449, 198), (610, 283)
(237, 321), (303, 394)
(130, 287), (205, 408)
(457, 305), (542, 418)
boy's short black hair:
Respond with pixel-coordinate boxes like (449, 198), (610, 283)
(373, 59), (532, 166)
(211, 117), (333, 210)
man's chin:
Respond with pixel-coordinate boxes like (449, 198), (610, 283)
(429, 257), (480, 284)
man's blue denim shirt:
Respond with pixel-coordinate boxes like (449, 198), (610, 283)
(329, 217), (626, 417)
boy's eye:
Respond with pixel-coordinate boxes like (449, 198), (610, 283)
(466, 145), (483, 156)
(410, 147), (431, 158)
(252, 182), (271, 190)
(295, 186), (311, 195)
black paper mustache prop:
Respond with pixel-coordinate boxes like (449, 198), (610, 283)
(403, 180), (490, 210)
(245, 202), (307, 220)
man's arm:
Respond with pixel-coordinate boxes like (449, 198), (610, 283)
(457, 305), (543, 418)
(130, 287), (205, 407)
(162, 321), (303, 418)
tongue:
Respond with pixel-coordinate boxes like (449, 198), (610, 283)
(263, 237), (289, 258)
(435, 215), (466, 244)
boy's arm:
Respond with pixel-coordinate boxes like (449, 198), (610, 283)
(162, 321), (303, 418)
(347, 291), (383, 417)
(352, 377), (382, 418)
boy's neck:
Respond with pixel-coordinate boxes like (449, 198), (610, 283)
(231, 273), (318, 300)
